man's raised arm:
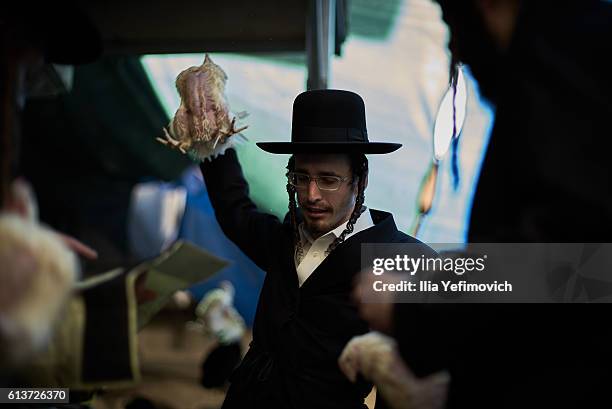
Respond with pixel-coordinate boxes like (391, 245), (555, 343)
(199, 148), (283, 272)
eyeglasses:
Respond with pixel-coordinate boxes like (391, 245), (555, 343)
(287, 172), (351, 191)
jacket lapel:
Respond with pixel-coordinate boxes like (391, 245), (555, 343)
(299, 210), (399, 295)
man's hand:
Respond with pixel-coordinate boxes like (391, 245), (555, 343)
(134, 271), (158, 304)
(339, 332), (449, 409)
(5, 178), (98, 260)
(353, 271), (405, 334)
(55, 232), (98, 260)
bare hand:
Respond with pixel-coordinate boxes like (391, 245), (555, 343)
(55, 232), (98, 260)
(134, 271), (157, 304)
(5, 178), (98, 260)
(353, 271), (405, 334)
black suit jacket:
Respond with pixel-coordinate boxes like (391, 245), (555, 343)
(200, 148), (424, 409)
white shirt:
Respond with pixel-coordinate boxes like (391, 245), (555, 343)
(295, 208), (374, 286)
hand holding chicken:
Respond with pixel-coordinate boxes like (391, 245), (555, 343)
(339, 332), (450, 409)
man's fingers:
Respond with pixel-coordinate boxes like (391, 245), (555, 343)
(134, 271), (158, 304)
(423, 371), (450, 386)
(338, 341), (360, 382)
(352, 270), (370, 303)
(56, 233), (98, 260)
(338, 348), (356, 382)
(342, 332), (451, 409)
(340, 332), (399, 382)
(418, 371), (451, 409)
(422, 370), (451, 398)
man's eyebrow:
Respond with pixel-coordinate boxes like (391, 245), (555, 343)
(318, 171), (341, 177)
(293, 168), (341, 177)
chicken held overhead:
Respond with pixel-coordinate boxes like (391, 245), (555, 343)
(157, 54), (247, 160)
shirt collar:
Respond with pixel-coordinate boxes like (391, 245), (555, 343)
(299, 206), (373, 245)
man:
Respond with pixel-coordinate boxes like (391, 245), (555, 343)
(435, 0), (612, 242)
(199, 89), (428, 409)
(351, 1), (612, 408)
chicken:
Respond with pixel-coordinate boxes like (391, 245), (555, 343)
(339, 332), (450, 409)
(156, 54), (247, 160)
(0, 181), (79, 366)
(187, 281), (245, 344)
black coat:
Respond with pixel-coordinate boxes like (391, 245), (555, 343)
(463, 1), (612, 242)
(200, 149), (423, 409)
(395, 2), (612, 408)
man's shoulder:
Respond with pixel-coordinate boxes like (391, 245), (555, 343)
(370, 209), (433, 247)
(369, 208), (413, 242)
(393, 230), (420, 243)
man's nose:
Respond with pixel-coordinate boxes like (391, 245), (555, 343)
(307, 179), (322, 201)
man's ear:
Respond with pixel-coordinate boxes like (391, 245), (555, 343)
(475, 0), (520, 49)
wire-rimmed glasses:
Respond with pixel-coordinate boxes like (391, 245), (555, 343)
(287, 172), (351, 191)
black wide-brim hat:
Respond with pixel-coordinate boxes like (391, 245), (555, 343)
(257, 89), (401, 154)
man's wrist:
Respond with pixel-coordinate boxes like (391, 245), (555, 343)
(197, 138), (238, 162)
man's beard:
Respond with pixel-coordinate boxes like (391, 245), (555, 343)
(304, 218), (331, 239)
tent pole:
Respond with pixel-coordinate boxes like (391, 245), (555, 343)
(306, 0), (336, 90)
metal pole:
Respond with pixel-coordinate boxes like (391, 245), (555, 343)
(306, 0), (335, 90)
